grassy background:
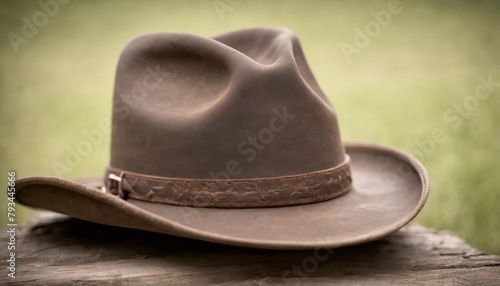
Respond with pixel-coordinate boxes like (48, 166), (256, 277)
(1, 0), (499, 254)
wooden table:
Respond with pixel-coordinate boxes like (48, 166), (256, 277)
(1, 213), (499, 285)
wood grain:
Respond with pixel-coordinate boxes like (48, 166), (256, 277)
(1, 213), (499, 285)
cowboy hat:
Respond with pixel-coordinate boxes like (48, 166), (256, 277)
(16, 28), (429, 250)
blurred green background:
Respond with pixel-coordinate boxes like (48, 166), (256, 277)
(1, 0), (499, 254)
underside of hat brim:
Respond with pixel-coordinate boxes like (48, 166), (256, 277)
(15, 142), (429, 250)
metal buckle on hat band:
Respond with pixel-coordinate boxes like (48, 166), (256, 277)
(101, 172), (127, 200)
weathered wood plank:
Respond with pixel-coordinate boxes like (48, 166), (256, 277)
(1, 213), (499, 285)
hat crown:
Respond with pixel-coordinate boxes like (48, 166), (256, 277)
(110, 28), (346, 179)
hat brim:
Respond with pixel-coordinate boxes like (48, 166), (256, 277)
(16, 142), (429, 250)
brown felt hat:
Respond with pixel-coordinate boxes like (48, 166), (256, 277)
(16, 28), (429, 250)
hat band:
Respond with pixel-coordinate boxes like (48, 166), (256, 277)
(103, 156), (352, 208)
